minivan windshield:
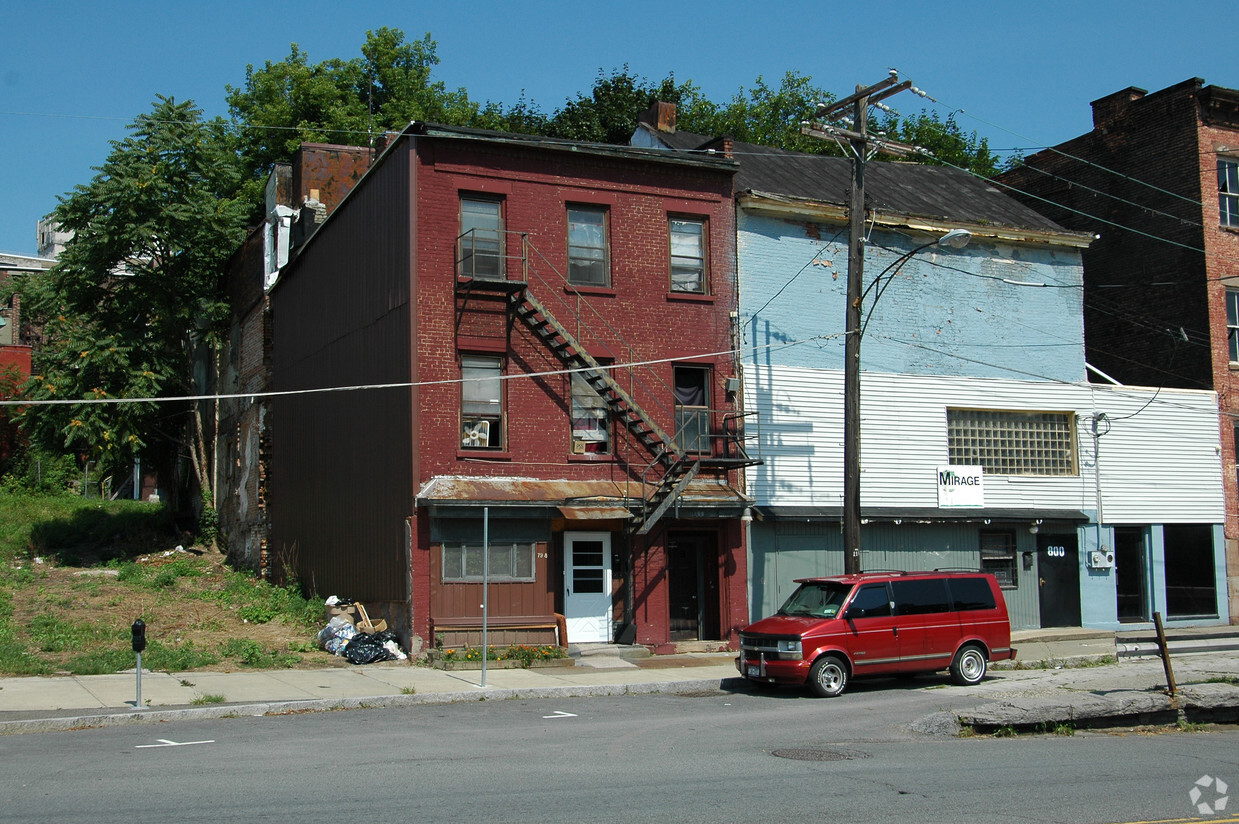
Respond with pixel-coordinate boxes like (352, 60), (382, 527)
(777, 582), (852, 618)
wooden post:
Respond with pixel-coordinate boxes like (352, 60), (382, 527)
(1153, 611), (1177, 696)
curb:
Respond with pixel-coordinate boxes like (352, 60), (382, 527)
(956, 683), (1239, 732)
(0, 677), (747, 736)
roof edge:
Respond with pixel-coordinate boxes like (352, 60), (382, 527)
(738, 191), (1095, 248)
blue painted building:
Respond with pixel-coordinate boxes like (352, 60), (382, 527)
(635, 104), (1229, 632)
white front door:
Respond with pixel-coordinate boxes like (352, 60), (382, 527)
(564, 531), (612, 643)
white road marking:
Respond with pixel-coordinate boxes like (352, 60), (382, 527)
(542, 710), (577, 719)
(135, 739), (215, 748)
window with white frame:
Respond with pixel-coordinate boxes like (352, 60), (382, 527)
(979, 531), (1017, 588)
(458, 197), (504, 279)
(1221, 158), (1239, 228)
(442, 543), (536, 582)
(567, 206), (609, 286)
(1228, 288), (1239, 362)
(570, 371), (611, 454)
(947, 408), (1077, 476)
(669, 217), (707, 293)
(460, 355), (503, 449)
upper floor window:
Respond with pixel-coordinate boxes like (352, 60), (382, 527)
(947, 408), (1077, 476)
(674, 364), (711, 454)
(1221, 158), (1239, 228)
(571, 371), (611, 454)
(461, 355), (503, 450)
(567, 206), (609, 286)
(669, 217), (707, 294)
(458, 197), (504, 279)
(1227, 288), (1239, 363)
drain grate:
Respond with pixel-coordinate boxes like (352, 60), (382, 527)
(772, 748), (869, 762)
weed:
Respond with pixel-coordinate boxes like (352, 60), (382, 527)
(1176, 718), (1205, 733)
(217, 638), (301, 669)
(1202, 676), (1239, 686)
(191, 694), (226, 705)
(957, 725), (976, 738)
(401, 686), (416, 695)
(993, 725), (1017, 738)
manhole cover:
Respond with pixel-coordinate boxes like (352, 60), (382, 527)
(772, 748), (869, 762)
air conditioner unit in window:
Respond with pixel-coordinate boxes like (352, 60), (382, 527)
(461, 420), (490, 448)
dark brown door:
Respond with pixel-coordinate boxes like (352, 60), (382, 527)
(667, 534), (705, 641)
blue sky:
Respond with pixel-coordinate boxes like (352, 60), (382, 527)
(1, 0), (1231, 256)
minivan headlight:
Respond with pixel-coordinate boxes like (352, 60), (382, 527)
(776, 639), (803, 659)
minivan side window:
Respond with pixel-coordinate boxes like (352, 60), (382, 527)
(891, 578), (951, 615)
(845, 584), (891, 618)
(947, 577), (997, 611)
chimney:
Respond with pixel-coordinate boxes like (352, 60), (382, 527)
(638, 101), (677, 134)
(291, 193), (327, 250)
(1091, 86), (1147, 128)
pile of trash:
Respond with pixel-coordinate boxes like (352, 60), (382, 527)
(317, 596), (407, 665)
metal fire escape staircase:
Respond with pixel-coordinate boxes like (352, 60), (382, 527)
(456, 231), (759, 536)
(509, 288), (698, 535)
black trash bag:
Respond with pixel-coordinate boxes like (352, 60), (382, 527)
(372, 629), (399, 647)
(343, 632), (394, 665)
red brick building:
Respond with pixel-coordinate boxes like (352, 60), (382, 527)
(999, 79), (1239, 621)
(264, 124), (756, 653)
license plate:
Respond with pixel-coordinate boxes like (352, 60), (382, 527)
(747, 665), (761, 677)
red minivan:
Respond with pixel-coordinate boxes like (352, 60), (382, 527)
(737, 571), (1016, 697)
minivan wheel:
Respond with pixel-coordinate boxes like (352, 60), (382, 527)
(950, 645), (987, 686)
(808, 655), (848, 697)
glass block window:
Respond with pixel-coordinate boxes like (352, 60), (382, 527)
(947, 408), (1077, 476)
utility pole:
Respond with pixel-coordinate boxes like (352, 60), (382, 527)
(803, 72), (915, 574)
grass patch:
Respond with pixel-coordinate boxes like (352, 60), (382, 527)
(217, 638), (302, 669)
(191, 694), (226, 705)
(0, 491), (326, 676)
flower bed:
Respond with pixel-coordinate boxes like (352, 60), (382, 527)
(431, 643), (573, 670)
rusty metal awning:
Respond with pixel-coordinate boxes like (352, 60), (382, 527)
(557, 505), (633, 521)
(417, 476), (750, 518)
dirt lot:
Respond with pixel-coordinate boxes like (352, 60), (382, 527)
(9, 548), (351, 674)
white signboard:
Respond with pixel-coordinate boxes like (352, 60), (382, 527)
(937, 465), (984, 508)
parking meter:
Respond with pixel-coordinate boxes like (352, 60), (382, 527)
(130, 619), (147, 709)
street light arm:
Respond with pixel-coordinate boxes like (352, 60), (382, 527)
(858, 241), (935, 338)
(858, 231), (972, 339)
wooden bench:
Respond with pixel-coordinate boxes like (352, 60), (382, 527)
(431, 614), (568, 649)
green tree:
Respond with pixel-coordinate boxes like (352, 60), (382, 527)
(678, 70), (839, 155)
(880, 110), (999, 177)
(227, 28), (500, 193)
(16, 96), (247, 506)
(545, 67), (695, 145)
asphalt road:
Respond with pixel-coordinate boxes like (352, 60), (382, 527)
(2, 683), (1237, 824)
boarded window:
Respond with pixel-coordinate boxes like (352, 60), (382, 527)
(980, 531), (1017, 588)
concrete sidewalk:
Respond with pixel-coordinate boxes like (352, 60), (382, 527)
(2, 629), (1238, 736)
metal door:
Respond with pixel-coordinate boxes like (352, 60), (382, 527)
(1037, 534), (1082, 627)
(564, 532), (611, 643)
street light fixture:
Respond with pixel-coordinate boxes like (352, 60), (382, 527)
(843, 228), (972, 574)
